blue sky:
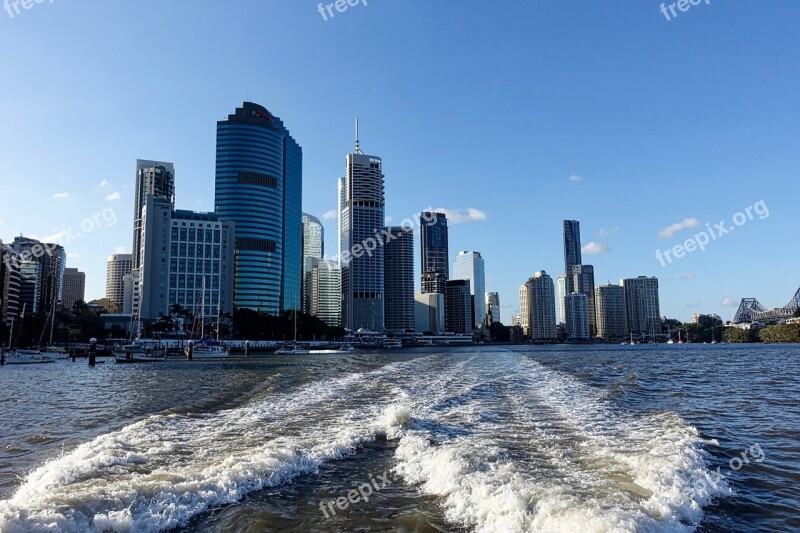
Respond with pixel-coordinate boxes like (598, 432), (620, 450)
(0, 0), (798, 321)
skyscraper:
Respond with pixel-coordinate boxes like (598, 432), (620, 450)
(563, 220), (582, 293)
(453, 251), (486, 329)
(310, 259), (341, 328)
(621, 276), (661, 337)
(106, 253), (132, 314)
(572, 264), (596, 336)
(524, 270), (557, 340)
(301, 213), (324, 314)
(556, 274), (567, 327)
(383, 226), (415, 332)
(0, 242), (21, 328)
(5, 236), (65, 314)
(595, 284), (627, 341)
(420, 212), (449, 294)
(518, 283), (529, 336)
(62, 268), (85, 311)
(214, 102), (302, 313)
(340, 123), (385, 331)
(485, 292), (500, 325)
(415, 292), (445, 334)
(564, 292), (590, 340)
(445, 279), (472, 334)
(133, 160), (175, 274)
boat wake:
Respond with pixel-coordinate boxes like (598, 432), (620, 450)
(0, 351), (729, 532)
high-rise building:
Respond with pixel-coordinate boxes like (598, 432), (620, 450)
(214, 102), (302, 313)
(563, 220), (582, 294)
(621, 276), (661, 337)
(0, 242), (21, 327)
(106, 253), (132, 314)
(595, 284), (627, 341)
(4, 236), (65, 314)
(301, 213), (324, 314)
(340, 125), (385, 331)
(453, 251), (486, 330)
(564, 292), (590, 339)
(420, 212), (449, 294)
(572, 264), (596, 336)
(137, 194), (235, 321)
(415, 292), (445, 334)
(518, 284), (529, 336)
(556, 274), (567, 327)
(445, 279), (472, 334)
(310, 259), (341, 328)
(133, 161), (175, 274)
(524, 270), (557, 340)
(62, 268), (85, 311)
(485, 292), (500, 325)
(383, 226), (414, 332)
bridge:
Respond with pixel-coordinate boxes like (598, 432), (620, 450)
(733, 287), (800, 324)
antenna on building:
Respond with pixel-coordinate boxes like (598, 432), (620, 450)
(354, 117), (363, 154)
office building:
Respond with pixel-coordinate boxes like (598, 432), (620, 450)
(137, 194), (235, 321)
(445, 279), (472, 335)
(524, 270), (557, 340)
(340, 124), (385, 331)
(302, 213), (324, 314)
(453, 251), (486, 329)
(0, 242), (21, 327)
(420, 211), (449, 294)
(106, 253), (132, 314)
(563, 220), (581, 293)
(133, 161), (175, 273)
(214, 102), (302, 313)
(595, 284), (627, 341)
(486, 292), (500, 325)
(564, 292), (590, 340)
(572, 264), (596, 336)
(383, 226), (414, 332)
(415, 292), (445, 334)
(621, 276), (661, 337)
(310, 259), (341, 328)
(556, 274), (567, 327)
(62, 268), (85, 311)
(4, 236), (65, 314)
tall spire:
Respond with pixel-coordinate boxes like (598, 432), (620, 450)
(354, 117), (363, 154)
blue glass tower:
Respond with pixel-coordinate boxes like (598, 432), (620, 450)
(214, 102), (302, 313)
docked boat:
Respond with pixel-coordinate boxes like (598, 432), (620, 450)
(1, 350), (55, 365)
(275, 344), (310, 355)
(186, 339), (229, 359)
(114, 341), (166, 363)
(383, 338), (402, 349)
(338, 343), (356, 352)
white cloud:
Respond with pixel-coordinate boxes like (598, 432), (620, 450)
(53, 192), (70, 199)
(105, 192), (121, 201)
(113, 245), (127, 254)
(34, 231), (68, 244)
(99, 179), (109, 188)
(322, 209), (337, 220)
(599, 227), (620, 238)
(568, 174), (582, 182)
(685, 302), (703, 308)
(433, 207), (488, 224)
(67, 252), (80, 259)
(385, 216), (393, 224)
(658, 217), (700, 239)
(581, 241), (609, 255)
(681, 273), (696, 280)
(721, 297), (740, 307)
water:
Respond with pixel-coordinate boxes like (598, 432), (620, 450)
(0, 345), (798, 532)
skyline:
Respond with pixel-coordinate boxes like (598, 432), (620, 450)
(1, 1), (798, 322)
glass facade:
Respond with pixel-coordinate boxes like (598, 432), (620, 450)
(420, 212), (449, 294)
(214, 102), (302, 313)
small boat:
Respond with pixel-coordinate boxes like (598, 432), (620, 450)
(114, 341), (166, 363)
(185, 339), (229, 359)
(1, 350), (55, 365)
(275, 344), (310, 355)
(338, 343), (356, 352)
(383, 338), (402, 349)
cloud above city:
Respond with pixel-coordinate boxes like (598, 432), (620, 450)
(105, 192), (121, 201)
(599, 227), (620, 238)
(721, 297), (740, 307)
(53, 192), (70, 199)
(568, 174), (582, 183)
(658, 217), (700, 239)
(433, 208), (488, 224)
(322, 209), (337, 220)
(581, 241), (609, 255)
